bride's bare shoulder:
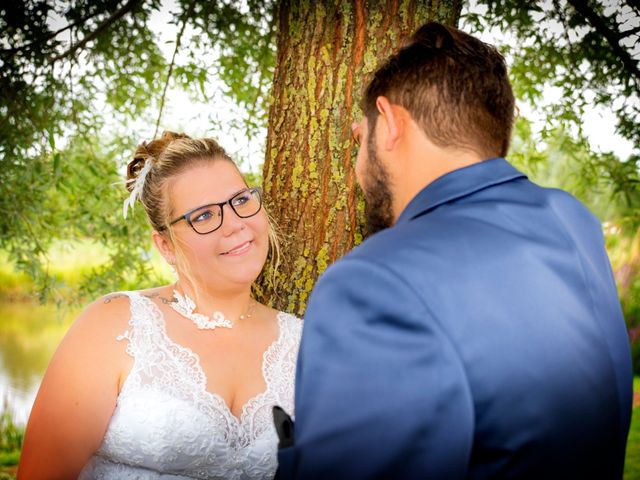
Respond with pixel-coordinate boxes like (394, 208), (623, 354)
(69, 291), (137, 339)
(43, 291), (140, 379)
(87, 286), (170, 315)
(77, 286), (174, 330)
(87, 291), (132, 315)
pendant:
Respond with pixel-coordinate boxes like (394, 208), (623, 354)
(170, 289), (233, 329)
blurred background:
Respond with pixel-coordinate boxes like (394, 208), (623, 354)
(1, 0), (639, 477)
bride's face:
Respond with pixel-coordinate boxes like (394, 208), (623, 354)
(166, 160), (269, 292)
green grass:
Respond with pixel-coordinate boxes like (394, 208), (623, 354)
(625, 377), (640, 480)
(0, 240), (111, 298)
(0, 451), (19, 467)
(0, 239), (173, 300)
(0, 402), (23, 475)
(0, 239), (109, 273)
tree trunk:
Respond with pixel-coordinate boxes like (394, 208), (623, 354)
(258, 0), (462, 315)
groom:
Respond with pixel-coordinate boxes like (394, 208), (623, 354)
(276, 22), (633, 479)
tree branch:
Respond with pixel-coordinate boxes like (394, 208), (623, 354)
(567, 0), (640, 92)
(0, 8), (105, 60)
(627, 0), (640, 16)
(620, 26), (640, 38)
(552, 0), (578, 73)
(246, 3), (278, 137)
(50, 0), (143, 64)
(154, 1), (195, 137)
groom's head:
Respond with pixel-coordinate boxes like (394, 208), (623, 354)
(353, 22), (515, 234)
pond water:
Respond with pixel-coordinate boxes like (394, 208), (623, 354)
(0, 299), (77, 425)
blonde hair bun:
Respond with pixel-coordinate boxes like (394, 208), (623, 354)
(126, 131), (191, 193)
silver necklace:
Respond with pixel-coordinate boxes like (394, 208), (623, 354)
(170, 289), (255, 330)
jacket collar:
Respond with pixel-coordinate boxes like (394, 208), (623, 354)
(396, 157), (527, 225)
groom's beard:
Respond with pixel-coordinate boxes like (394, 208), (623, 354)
(362, 134), (394, 237)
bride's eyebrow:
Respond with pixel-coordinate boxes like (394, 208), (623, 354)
(192, 187), (251, 209)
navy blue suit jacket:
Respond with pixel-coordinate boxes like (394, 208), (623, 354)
(278, 158), (632, 479)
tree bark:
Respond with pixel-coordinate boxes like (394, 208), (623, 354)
(258, 0), (461, 314)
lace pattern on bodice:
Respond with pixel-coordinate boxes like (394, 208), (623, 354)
(79, 291), (302, 480)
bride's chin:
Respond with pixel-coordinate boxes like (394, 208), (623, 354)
(223, 263), (265, 286)
(237, 270), (265, 286)
(199, 250), (268, 287)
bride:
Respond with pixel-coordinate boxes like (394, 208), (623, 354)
(18, 131), (302, 479)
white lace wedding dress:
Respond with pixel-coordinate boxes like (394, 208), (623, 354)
(79, 291), (302, 480)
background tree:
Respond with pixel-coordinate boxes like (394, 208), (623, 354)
(258, 0), (462, 314)
(463, 0), (640, 223)
(0, 0), (638, 317)
(1, 0), (276, 301)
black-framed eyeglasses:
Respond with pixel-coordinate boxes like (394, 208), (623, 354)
(165, 187), (263, 235)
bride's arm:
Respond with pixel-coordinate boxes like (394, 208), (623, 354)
(18, 295), (133, 480)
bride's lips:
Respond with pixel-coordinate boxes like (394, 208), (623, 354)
(221, 240), (253, 256)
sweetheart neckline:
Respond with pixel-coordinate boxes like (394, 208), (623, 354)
(125, 292), (287, 427)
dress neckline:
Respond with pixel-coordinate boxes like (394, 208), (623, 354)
(132, 291), (288, 426)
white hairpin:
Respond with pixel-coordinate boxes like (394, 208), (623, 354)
(123, 159), (153, 219)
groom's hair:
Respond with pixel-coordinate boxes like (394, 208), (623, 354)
(362, 22), (515, 159)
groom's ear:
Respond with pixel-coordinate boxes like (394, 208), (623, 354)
(375, 96), (407, 152)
